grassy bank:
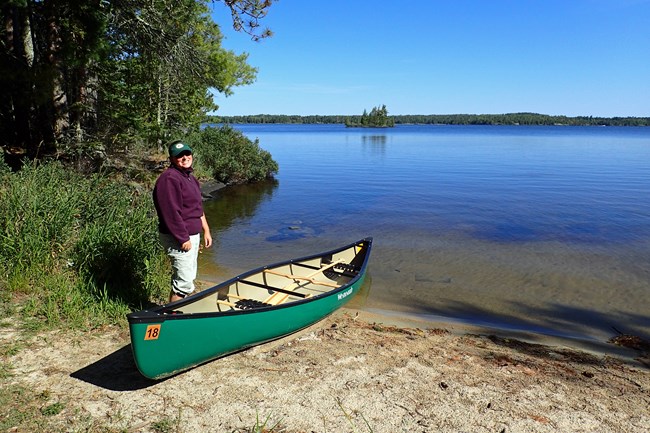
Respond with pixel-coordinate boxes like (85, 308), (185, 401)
(0, 159), (170, 331)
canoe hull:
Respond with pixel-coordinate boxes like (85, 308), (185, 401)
(127, 238), (371, 379)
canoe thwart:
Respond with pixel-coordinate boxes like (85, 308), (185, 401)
(262, 268), (340, 287)
(237, 279), (309, 298)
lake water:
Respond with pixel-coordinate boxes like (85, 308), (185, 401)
(200, 124), (650, 345)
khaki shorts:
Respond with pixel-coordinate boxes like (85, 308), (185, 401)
(160, 233), (200, 297)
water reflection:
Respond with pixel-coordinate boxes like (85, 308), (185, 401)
(362, 135), (387, 155)
(346, 272), (373, 309)
(202, 180), (278, 239)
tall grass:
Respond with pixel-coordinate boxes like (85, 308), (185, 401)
(0, 160), (168, 329)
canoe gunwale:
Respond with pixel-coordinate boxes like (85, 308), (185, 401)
(127, 237), (373, 324)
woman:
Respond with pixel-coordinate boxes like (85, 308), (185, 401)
(153, 140), (213, 302)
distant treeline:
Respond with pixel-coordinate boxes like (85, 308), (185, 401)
(208, 113), (650, 127)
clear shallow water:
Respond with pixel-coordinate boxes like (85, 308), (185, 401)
(200, 124), (650, 343)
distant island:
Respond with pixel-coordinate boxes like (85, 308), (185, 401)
(344, 105), (395, 128)
(208, 112), (650, 127)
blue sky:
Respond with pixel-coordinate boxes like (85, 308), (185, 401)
(210, 0), (650, 117)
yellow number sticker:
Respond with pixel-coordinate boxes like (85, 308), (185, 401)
(144, 324), (161, 340)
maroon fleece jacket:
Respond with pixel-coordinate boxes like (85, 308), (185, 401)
(153, 165), (204, 245)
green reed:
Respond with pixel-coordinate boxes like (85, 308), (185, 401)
(0, 161), (168, 329)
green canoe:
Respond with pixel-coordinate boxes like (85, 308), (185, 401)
(127, 238), (372, 379)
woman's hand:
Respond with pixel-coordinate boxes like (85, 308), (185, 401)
(201, 214), (213, 248)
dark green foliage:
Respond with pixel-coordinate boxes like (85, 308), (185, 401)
(345, 105), (395, 128)
(190, 126), (278, 184)
(1, 0), (271, 160)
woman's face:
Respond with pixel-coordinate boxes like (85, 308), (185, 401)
(171, 151), (193, 170)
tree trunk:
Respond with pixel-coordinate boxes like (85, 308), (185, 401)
(45, 0), (68, 150)
(4, 5), (35, 157)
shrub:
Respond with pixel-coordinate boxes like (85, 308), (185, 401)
(189, 126), (278, 184)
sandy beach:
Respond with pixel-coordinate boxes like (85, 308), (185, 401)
(2, 309), (649, 433)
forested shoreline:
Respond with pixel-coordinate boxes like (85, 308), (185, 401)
(210, 113), (650, 127)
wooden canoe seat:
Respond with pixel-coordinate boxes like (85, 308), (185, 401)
(263, 259), (344, 305)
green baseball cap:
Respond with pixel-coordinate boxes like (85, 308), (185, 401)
(168, 141), (193, 157)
